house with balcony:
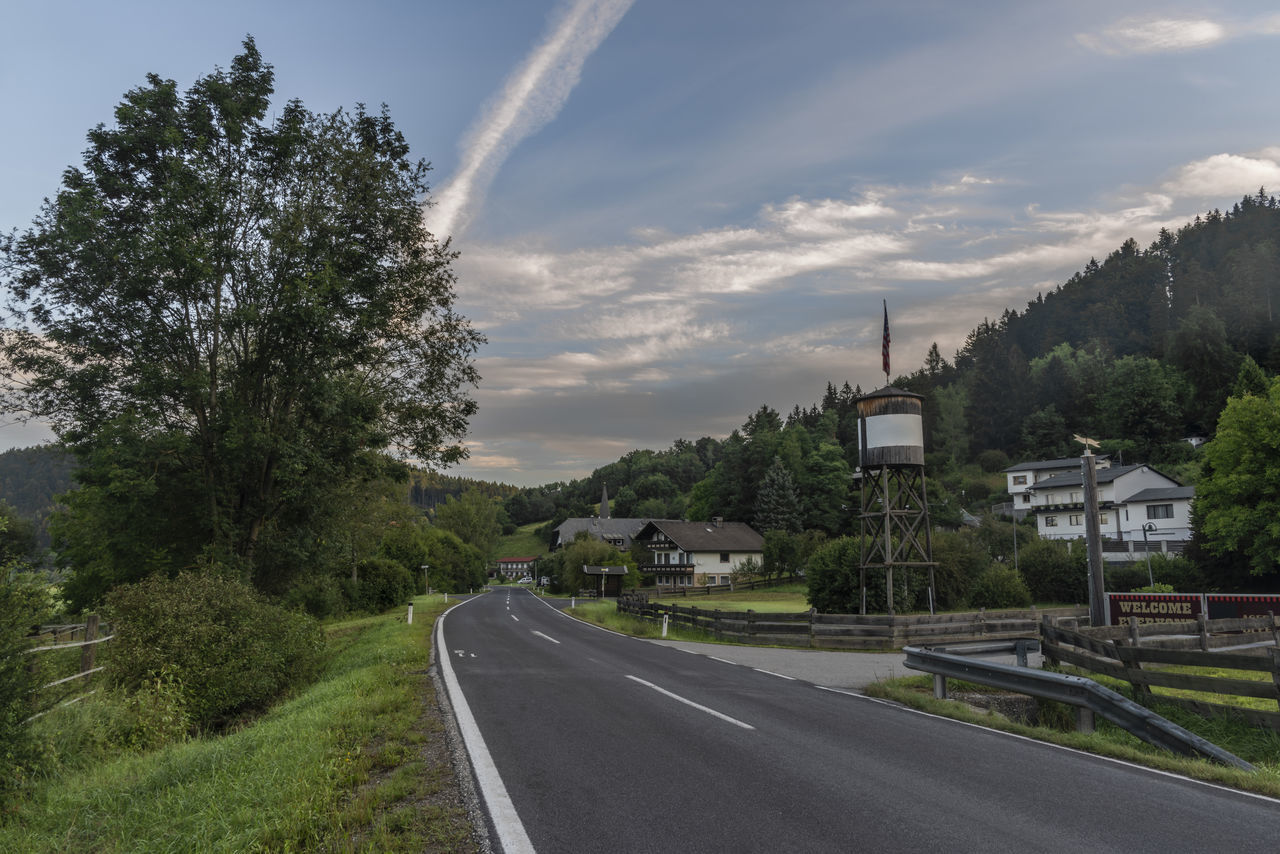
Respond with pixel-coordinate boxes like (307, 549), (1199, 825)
(1003, 456), (1111, 516)
(632, 518), (764, 587)
(1023, 463), (1193, 560)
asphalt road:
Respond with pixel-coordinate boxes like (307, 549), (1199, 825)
(438, 589), (1280, 853)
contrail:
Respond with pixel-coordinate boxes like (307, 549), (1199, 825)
(426, 0), (635, 241)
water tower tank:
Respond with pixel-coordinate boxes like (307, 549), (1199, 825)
(857, 386), (924, 467)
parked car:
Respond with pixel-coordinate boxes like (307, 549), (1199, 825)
(518, 576), (533, 584)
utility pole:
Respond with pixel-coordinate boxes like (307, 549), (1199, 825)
(1081, 451), (1107, 626)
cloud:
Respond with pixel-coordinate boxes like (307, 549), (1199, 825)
(426, 0), (635, 240)
(451, 148), (1275, 485)
(1077, 18), (1227, 56)
(1161, 152), (1280, 198)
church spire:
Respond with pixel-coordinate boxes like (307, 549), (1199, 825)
(600, 482), (610, 519)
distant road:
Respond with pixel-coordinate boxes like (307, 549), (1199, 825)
(439, 589), (1280, 853)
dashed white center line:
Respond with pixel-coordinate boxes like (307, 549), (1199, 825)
(511, 615), (519, 622)
(533, 631), (560, 644)
(625, 675), (755, 730)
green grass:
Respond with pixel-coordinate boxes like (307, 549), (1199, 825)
(0, 596), (476, 853)
(653, 583), (812, 612)
(565, 600), (719, 643)
(866, 674), (1280, 798)
(494, 523), (547, 560)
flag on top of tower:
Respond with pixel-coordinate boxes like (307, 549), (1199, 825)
(881, 299), (890, 382)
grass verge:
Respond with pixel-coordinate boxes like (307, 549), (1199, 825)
(865, 674), (1280, 799)
(0, 595), (476, 853)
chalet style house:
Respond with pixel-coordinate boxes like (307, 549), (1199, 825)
(633, 518), (764, 587)
(550, 484), (672, 552)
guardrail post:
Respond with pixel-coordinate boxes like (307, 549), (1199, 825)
(1014, 639), (1029, 668)
(1075, 706), (1095, 733)
(933, 674), (947, 700)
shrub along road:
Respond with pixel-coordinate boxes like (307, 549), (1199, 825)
(439, 588), (1280, 853)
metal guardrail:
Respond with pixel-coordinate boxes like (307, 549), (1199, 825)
(902, 643), (1254, 771)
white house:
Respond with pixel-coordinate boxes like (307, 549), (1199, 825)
(1023, 464), (1193, 554)
(1004, 456), (1111, 513)
(632, 519), (764, 587)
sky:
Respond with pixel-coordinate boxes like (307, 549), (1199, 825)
(4, 1), (1280, 486)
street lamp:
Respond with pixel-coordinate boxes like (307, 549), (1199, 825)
(1140, 523), (1157, 588)
(421, 564), (430, 595)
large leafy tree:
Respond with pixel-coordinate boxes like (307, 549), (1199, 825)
(1195, 376), (1280, 578)
(1, 40), (481, 589)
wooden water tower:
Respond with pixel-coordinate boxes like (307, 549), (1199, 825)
(857, 386), (936, 615)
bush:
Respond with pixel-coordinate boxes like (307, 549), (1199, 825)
(1, 573), (53, 794)
(282, 574), (348, 619)
(930, 529), (994, 610)
(354, 557), (415, 612)
(1018, 538), (1087, 603)
(968, 565), (1033, 609)
(105, 571), (324, 729)
(806, 537), (860, 613)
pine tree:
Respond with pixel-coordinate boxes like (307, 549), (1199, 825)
(754, 457), (802, 534)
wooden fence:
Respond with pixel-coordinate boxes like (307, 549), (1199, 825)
(1041, 614), (1280, 730)
(617, 595), (1085, 650)
(23, 614), (113, 721)
(650, 575), (803, 598)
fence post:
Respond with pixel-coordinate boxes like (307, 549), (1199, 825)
(1128, 616), (1140, 648)
(1040, 616), (1059, 668)
(80, 614), (100, 676)
(1269, 646), (1280, 711)
(1199, 612), (1210, 652)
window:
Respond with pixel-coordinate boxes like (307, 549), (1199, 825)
(1044, 516), (1058, 527)
(1069, 514), (1082, 526)
(1012, 475), (1028, 486)
(1021, 493), (1031, 504)
(1147, 504), (1174, 520)
(1069, 491), (1081, 503)
(719, 552), (730, 563)
(1099, 513), (1109, 526)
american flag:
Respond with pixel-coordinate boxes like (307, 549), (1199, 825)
(881, 300), (890, 378)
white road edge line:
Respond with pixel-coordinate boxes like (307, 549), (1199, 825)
(708, 656), (737, 665)
(753, 668), (797, 681)
(437, 605), (537, 854)
(533, 630), (561, 644)
(625, 675), (755, 730)
(813, 686), (1280, 807)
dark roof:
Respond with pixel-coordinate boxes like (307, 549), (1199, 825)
(1004, 455), (1109, 473)
(583, 565), (629, 576)
(1026, 464), (1150, 491)
(635, 520), (764, 552)
(858, 385), (923, 402)
(497, 556), (539, 563)
(551, 517), (654, 550)
(1124, 486), (1195, 503)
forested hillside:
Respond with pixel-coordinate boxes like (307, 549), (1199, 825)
(504, 192), (1280, 547)
(0, 445), (74, 551)
(902, 190), (1280, 465)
